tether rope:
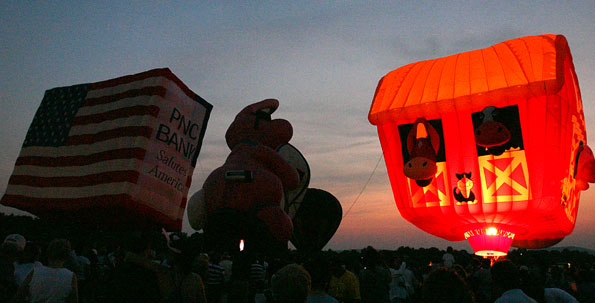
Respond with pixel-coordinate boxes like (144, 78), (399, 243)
(342, 153), (383, 219)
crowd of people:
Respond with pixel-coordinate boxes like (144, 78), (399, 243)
(1, 230), (594, 303)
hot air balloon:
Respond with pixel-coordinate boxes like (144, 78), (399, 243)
(368, 34), (588, 257)
(290, 188), (343, 253)
(1, 68), (212, 231)
(192, 99), (299, 254)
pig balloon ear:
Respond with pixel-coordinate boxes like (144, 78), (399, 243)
(576, 144), (595, 191)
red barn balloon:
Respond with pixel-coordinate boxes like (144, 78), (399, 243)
(368, 34), (587, 257)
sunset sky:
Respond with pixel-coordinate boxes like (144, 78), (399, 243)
(1, 1), (594, 252)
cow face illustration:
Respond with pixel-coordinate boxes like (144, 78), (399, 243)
(475, 106), (511, 148)
(473, 105), (524, 156)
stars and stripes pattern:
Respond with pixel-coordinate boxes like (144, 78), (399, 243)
(1, 68), (211, 230)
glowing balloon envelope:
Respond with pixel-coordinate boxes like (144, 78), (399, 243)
(369, 34), (586, 256)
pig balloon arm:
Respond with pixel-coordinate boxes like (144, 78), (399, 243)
(576, 145), (595, 191)
(248, 144), (300, 191)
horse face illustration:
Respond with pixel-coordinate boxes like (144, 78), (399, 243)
(404, 118), (440, 187)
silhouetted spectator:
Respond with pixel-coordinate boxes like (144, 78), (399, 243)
(328, 258), (361, 303)
(4, 234), (26, 253)
(227, 252), (253, 303)
(470, 258), (492, 303)
(575, 269), (595, 303)
(63, 245), (83, 290)
(453, 264), (468, 281)
(523, 263), (580, 303)
(303, 254), (338, 303)
(389, 254), (417, 303)
(206, 251), (225, 303)
(546, 265), (575, 295)
(359, 246), (391, 303)
(160, 236), (207, 303)
(13, 238), (78, 303)
(192, 253), (210, 283)
(219, 251), (233, 283)
(79, 244), (101, 303)
(106, 235), (160, 303)
(1, 241), (19, 302)
(271, 264), (311, 303)
(442, 247), (455, 268)
(421, 266), (474, 303)
(543, 287), (579, 303)
(250, 253), (266, 293)
(14, 241), (42, 286)
(491, 260), (536, 303)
